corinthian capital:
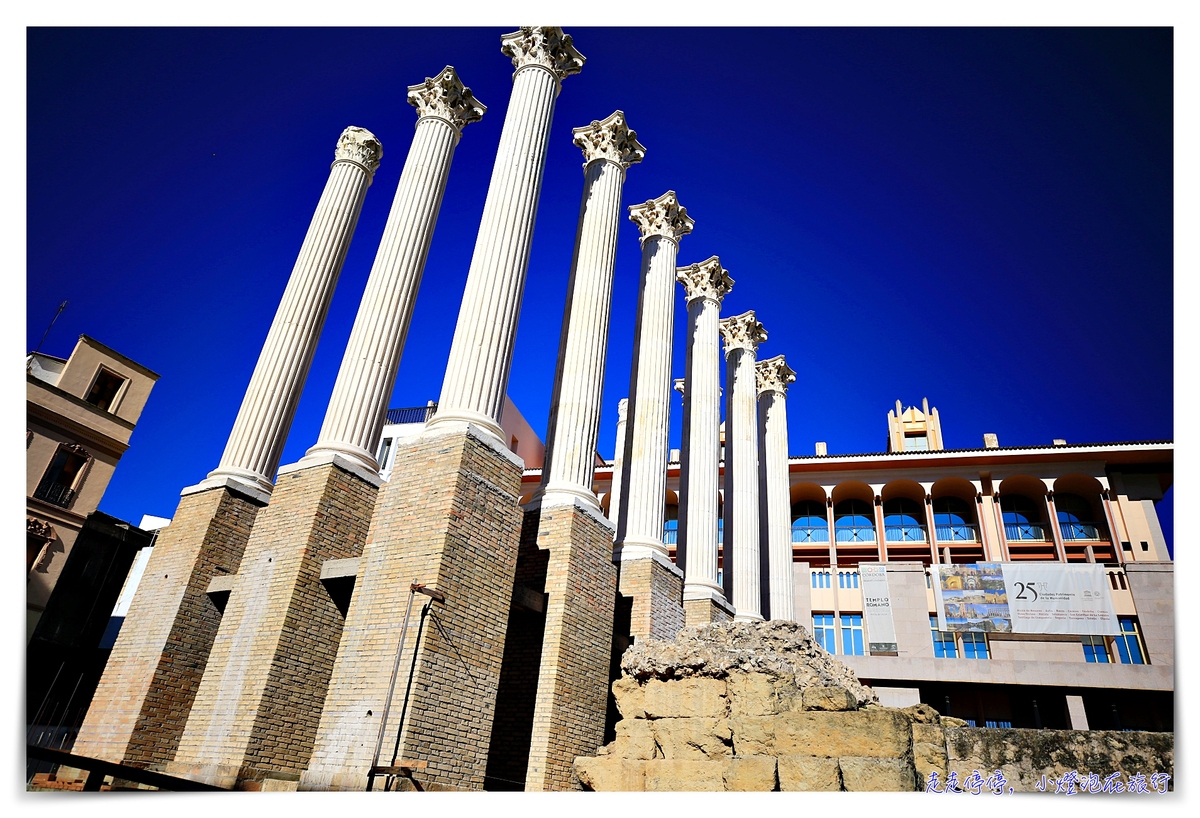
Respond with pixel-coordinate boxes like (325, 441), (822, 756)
(755, 355), (796, 395)
(719, 310), (767, 357)
(407, 66), (487, 131)
(501, 27), (585, 81)
(676, 256), (734, 304)
(573, 110), (645, 171)
(629, 191), (695, 244)
(333, 126), (383, 176)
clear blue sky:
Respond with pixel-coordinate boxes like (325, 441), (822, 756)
(26, 27), (1173, 549)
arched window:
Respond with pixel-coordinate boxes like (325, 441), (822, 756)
(933, 497), (976, 542)
(834, 499), (875, 543)
(883, 498), (925, 542)
(791, 500), (829, 542)
(1000, 495), (1047, 541)
(1055, 493), (1102, 541)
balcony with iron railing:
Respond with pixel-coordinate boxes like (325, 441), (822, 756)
(791, 526), (830, 543)
(33, 479), (76, 509)
(385, 403), (437, 425)
(884, 524), (927, 543)
(935, 523), (978, 542)
(835, 525), (876, 543)
(1004, 521), (1051, 542)
(1060, 520), (1108, 541)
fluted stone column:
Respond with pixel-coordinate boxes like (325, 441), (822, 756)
(756, 354), (796, 621)
(301, 29), (584, 793)
(537, 111), (644, 510)
(614, 191), (693, 641)
(608, 398), (629, 531)
(163, 74), (488, 789)
(198, 127), (382, 497)
(720, 310), (768, 621)
(303, 68), (485, 472)
(676, 257), (736, 627)
(73, 129), (380, 769)
(505, 112), (642, 792)
(427, 26), (585, 444)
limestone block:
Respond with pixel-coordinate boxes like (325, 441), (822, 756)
(724, 756), (777, 791)
(777, 755), (841, 791)
(652, 717), (732, 760)
(612, 718), (657, 760)
(643, 759), (727, 792)
(727, 672), (779, 716)
(774, 710), (911, 758)
(839, 756), (918, 792)
(912, 722), (947, 786)
(612, 676), (645, 719)
(802, 685), (857, 711)
(642, 677), (727, 719)
(729, 715), (776, 756)
(574, 757), (646, 792)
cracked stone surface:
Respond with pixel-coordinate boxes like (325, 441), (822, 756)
(620, 619), (878, 708)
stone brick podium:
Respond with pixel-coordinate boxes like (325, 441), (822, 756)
(72, 484), (262, 766)
(166, 460), (378, 787)
(300, 426), (524, 791)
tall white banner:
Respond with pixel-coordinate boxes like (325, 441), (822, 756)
(932, 562), (1118, 636)
(859, 563), (897, 652)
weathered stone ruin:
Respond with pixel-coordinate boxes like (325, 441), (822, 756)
(573, 620), (1173, 792)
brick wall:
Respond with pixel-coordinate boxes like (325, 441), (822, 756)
(169, 463), (376, 784)
(300, 427), (523, 791)
(619, 556), (684, 642)
(73, 486), (261, 766)
(524, 503), (618, 791)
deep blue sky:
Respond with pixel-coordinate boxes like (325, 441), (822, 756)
(26, 27), (1173, 547)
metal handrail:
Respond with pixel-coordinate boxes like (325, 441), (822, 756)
(935, 523), (978, 542)
(1059, 521), (1107, 541)
(1004, 522), (1049, 541)
(791, 526), (830, 543)
(33, 479), (75, 509)
(835, 526), (876, 543)
(884, 524), (926, 542)
(385, 404), (437, 425)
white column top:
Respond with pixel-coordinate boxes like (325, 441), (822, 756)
(677, 255), (734, 304)
(331, 126), (383, 176)
(572, 110), (646, 173)
(406, 66), (487, 132)
(719, 310), (767, 358)
(629, 190), (695, 244)
(755, 354), (796, 396)
(500, 26), (586, 83)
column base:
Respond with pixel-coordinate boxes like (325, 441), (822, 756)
(72, 485), (264, 767)
(616, 555), (684, 643)
(683, 592), (735, 627)
(168, 460), (377, 778)
(300, 425), (523, 792)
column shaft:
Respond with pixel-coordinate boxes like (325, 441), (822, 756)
(615, 236), (681, 557)
(204, 131), (379, 494)
(539, 158), (628, 506)
(429, 64), (562, 441)
(608, 398), (629, 532)
(758, 388), (793, 621)
(307, 117), (465, 469)
(680, 299), (723, 595)
(723, 347), (762, 620)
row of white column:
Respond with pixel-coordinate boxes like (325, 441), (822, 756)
(613, 253), (798, 622)
(197, 28), (589, 498)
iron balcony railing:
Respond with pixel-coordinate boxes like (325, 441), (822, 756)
(1004, 522), (1050, 541)
(385, 403), (437, 425)
(1060, 521), (1108, 541)
(791, 526), (830, 543)
(935, 523), (978, 542)
(33, 479), (75, 509)
(884, 524), (927, 543)
(835, 525), (876, 543)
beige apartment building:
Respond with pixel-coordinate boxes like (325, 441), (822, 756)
(26, 335), (159, 638)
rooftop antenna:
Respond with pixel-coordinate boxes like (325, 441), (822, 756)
(33, 301), (68, 355)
